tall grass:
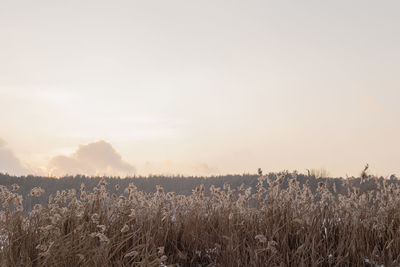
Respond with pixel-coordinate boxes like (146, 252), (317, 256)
(0, 172), (399, 266)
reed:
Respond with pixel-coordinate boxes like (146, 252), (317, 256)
(0, 172), (399, 266)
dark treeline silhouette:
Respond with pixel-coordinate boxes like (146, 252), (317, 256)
(0, 171), (398, 212)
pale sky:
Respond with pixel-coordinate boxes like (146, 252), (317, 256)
(1, 0), (399, 177)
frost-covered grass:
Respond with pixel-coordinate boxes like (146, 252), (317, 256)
(0, 172), (400, 266)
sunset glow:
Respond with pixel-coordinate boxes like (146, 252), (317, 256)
(1, 1), (399, 177)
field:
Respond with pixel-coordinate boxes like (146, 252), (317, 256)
(0, 172), (399, 266)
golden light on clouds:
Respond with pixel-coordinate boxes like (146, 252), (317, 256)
(0, 139), (217, 177)
(47, 140), (136, 177)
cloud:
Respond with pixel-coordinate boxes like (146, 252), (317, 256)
(0, 137), (29, 175)
(48, 140), (136, 177)
(139, 160), (218, 176)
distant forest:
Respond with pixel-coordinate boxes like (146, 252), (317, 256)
(0, 171), (398, 212)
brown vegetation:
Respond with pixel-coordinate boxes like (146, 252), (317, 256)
(1, 172), (399, 266)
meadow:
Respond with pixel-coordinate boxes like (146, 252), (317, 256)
(0, 171), (399, 266)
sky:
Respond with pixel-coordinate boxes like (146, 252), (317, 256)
(0, 0), (399, 177)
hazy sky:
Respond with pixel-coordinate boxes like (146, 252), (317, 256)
(1, 0), (399, 177)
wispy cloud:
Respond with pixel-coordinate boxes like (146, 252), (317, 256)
(48, 140), (136, 177)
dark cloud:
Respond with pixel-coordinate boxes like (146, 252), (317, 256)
(0, 137), (29, 175)
(48, 140), (136, 177)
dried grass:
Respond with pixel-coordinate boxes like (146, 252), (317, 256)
(1, 174), (400, 266)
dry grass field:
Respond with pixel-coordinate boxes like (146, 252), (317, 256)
(1, 172), (399, 266)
